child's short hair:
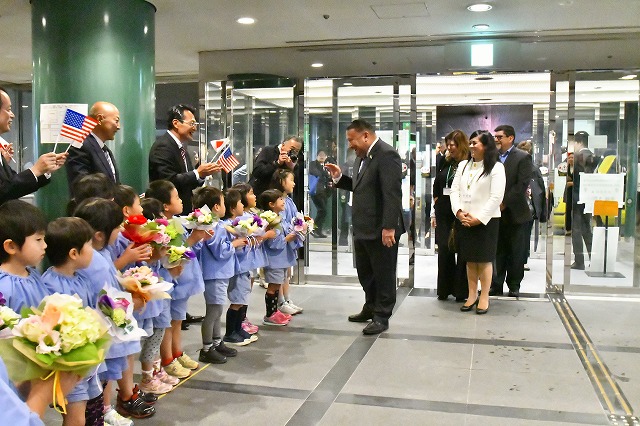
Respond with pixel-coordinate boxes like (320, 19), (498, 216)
(145, 180), (175, 205)
(73, 198), (124, 243)
(0, 200), (48, 264)
(192, 186), (223, 210)
(232, 183), (252, 208)
(257, 189), (284, 211)
(270, 169), (294, 193)
(223, 189), (243, 219)
(113, 185), (139, 210)
(67, 173), (116, 214)
(45, 217), (94, 267)
(141, 197), (164, 220)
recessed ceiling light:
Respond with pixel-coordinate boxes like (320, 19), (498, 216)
(467, 4), (492, 12)
(472, 24), (490, 30)
(478, 98), (492, 101)
(620, 74), (637, 80)
(236, 17), (255, 25)
(343, 82), (353, 86)
(311, 63), (323, 68)
(475, 76), (493, 81)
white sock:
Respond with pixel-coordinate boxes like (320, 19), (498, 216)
(202, 343), (213, 351)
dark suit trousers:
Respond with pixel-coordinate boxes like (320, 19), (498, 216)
(353, 238), (398, 323)
(571, 203), (593, 264)
(492, 219), (528, 292)
(434, 213), (467, 299)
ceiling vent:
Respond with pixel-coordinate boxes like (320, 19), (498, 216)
(370, 3), (430, 19)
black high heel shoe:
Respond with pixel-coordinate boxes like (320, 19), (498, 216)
(460, 299), (478, 312)
(476, 301), (489, 315)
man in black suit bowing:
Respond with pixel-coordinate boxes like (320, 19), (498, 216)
(0, 88), (67, 204)
(490, 125), (533, 297)
(66, 101), (121, 195)
(148, 104), (221, 213)
(325, 119), (404, 335)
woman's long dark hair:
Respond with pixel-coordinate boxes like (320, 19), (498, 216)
(469, 130), (498, 178)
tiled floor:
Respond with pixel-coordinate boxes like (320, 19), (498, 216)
(43, 282), (639, 425)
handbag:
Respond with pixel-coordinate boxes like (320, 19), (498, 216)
(448, 224), (457, 253)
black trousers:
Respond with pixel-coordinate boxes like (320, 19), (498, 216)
(571, 203), (593, 265)
(354, 238), (398, 323)
(311, 193), (328, 232)
(491, 219), (529, 292)
(434, 213), (467, 299)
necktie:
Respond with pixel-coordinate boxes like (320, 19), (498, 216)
(180, 146), (188, 172)
(102, 146), (116, 180)
(357, 157), (367, 178)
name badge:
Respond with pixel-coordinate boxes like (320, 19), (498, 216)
(461, 193), (472, 203)
(442, 188), (451, 196)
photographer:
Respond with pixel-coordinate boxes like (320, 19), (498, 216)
(250, 136), (304, 207)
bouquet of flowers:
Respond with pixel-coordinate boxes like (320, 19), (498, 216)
(259, 210), (282, 230)
(96, 286), (147, 343)
(291, 212), (315, 241)
(121, 214), (162, 246)
(226, 215), (263, 237)
(118, 266), (173, 303)
(0, 293), (111, 413)
(150, 217), (185, 247)
(0, 291), (19, 337)
(182, 205), (217, 231)
(162, 245), (197, 269)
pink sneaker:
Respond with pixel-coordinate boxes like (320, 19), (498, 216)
(263, 310), (290, 326)
(278, 310), (293, 320)
(242, 319), (259, 334)
(154, 367), (180, 386)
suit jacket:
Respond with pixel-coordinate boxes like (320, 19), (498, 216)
(148, 132), (198, 213)
(572, 147), (597, 201)
(0, 158), (49, 205)
(530, 165), (548, 222)
(66, 134), (119, 194)
(249, 144), (304, 208)
(335, 139), (404, 240)
(500, 147), (533, 224)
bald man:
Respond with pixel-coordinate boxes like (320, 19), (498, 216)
(66, 101), (121, 195)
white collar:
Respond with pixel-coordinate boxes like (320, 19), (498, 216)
(91, 132), (105, 149)
(365, 137), (379, 158)
(167, 130), (184, 148)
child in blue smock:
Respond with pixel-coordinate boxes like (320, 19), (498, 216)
(192, 187), (247, 364)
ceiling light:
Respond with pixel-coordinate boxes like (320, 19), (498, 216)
(472, 24), (490, 30)
(467, 4), (492, 12)
(311, 63), (324, 68)
(478, 98), (492, 101)
(236, 17), (255, 25)
(475, 76), (493, 81)
(343, 82), (353, 86)
(620, 74), (637, 80)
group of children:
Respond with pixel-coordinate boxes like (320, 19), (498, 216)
(0, 167), (306, 426)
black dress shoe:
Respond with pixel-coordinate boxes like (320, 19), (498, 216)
(476, 302), (489, 315)
(348, 310), (374, 323)
(185, 313), (204, 324)
(571, 262), (585, 270)
(181, 322), (190, 330)
(507, 290), (520, 298)
(488, 288), (503, 296)
(455, 297), (466, 303)
(460, 299), (478, 312)
(437, 295), (448, 301)
(362, 320), (388, 335)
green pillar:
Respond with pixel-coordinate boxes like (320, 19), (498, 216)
(32, 0), (155, 219)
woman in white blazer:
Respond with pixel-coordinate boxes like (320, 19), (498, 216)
(450, 131), (506, 314)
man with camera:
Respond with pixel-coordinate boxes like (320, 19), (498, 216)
(250, 136), (304, 205)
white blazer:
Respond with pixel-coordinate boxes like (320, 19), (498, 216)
(450, 160), (506, 225)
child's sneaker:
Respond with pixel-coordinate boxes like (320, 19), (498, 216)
(104, 407), (133, 426)
(242, 319), (259, 334)
(139, 375), (173, 395)
(164, 359), (191, 379)
(263, 310), (290, 326)
(215, 341), (238, 357)
(116, 393), (155, 419)
(239, 328), (259, 343)
(278, 301), (297, 315)
(154, 367), (180, 386)
(286, 300), (304, 314)
(199, 346), (227, 364)
(133, 385), (158, 405)
(223, 331), (251, 346)
(177, 353), (199, 370)
(278, 309), (293, 320)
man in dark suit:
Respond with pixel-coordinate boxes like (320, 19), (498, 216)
(0, 88), (66, 204)
(490, 125), (533, 297)
(325, 119), (404, 335)
(148, 104), (222, 213)
(570, 131), (597, 269)
(66, 101), (121, 195)
(249, 136), (304, 208)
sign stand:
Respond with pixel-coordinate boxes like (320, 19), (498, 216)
(586, 200), (624, 278)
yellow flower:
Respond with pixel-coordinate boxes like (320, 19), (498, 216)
(111, 308), (127, 327)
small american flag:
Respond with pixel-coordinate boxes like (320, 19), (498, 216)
(60, 109), (99, 147)
(216, 146), (240, 172)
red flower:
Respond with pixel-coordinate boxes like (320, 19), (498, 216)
(126, 215), (148, 225)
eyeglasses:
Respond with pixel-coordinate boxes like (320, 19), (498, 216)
(180, 120), (199, 128)
(494, 135), (509, 140)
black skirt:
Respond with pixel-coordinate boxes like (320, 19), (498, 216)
(455, 218), (499, 262)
